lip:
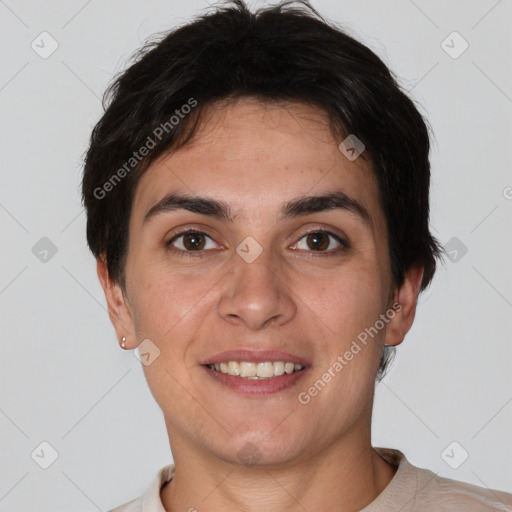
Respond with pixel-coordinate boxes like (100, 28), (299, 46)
(201, 364), (310, 396)
(199, 349), (311, 366)
(199, 349), (311, 397)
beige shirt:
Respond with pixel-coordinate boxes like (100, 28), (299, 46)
(109, 447), (512, 511)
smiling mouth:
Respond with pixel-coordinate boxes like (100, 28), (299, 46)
(206, 361), (305, 379)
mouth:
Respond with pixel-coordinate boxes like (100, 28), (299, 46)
(200, 349), (311, 396)
(206, 360), (305, 379)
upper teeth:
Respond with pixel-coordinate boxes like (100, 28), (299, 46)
(208, 361), (304, 378)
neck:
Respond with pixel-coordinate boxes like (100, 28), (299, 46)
(161, 430), (397, 512)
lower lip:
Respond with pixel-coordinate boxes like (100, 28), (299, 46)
(201, 365), (309, 396)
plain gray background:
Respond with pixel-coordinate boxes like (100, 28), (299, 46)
(0, 0), (511, 510)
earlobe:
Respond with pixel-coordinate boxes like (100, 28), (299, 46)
(383, 263), (424, 347)
(96, 257), (135, 349)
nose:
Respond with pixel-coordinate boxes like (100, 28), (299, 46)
(217, 248), (297, 330)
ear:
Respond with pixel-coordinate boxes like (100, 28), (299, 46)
(384, 263), (424, 347)
(96, 256), (136, 349)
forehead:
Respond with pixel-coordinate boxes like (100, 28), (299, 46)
(131, 98), (380, 223)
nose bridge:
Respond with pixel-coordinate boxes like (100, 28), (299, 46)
(237, 246), (278, 290)
(217, 242), (296, 329)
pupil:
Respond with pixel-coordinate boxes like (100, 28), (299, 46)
(184, 233), (205, 250)
(308, 233), (328, 251)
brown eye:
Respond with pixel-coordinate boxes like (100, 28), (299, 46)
(306, 232), (330, 251)
(182, 232), (206, 250)
(291, 231), (346, 253)
(167, 230), (218, 253)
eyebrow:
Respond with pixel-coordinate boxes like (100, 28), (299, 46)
(143, 189), (372, 227)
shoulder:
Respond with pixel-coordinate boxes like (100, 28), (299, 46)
(106, 463), (175, 512)
(373, 448), (512, 511)
(416, 470), (512, 511)
(107, 496), (142, 512)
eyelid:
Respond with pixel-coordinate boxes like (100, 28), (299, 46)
(290, 229), (349, 253)
(165, 224), (220, 244)
(165, 225), (349, 256)
(167, 228), (211, 243)
(289, 221), (349, 243)
(166, 228), (223, 256)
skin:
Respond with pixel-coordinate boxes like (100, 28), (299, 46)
(98, 97), (424, 512)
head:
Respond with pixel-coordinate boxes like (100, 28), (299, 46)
(82, 1), (443, 466)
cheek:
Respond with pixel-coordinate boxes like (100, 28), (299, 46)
(293, 260), (389, 341)
(127, 261), (222, 363)
(129, 272), (212, 411)
(133, 277), (201, 336)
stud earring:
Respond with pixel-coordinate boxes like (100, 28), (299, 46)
(121, 336), (126, 349)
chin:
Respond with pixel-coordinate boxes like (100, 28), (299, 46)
(215, 432), (304, 468)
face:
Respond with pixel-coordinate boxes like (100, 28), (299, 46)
(101, 98), (420, 467)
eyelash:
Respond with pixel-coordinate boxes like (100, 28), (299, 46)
(165, 229), (349, 258)
(166, 229), (219, 258)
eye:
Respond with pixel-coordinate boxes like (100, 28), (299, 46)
(291, 230), (346, 253)
(167, 230), (220, 253)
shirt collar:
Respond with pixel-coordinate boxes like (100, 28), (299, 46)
(141, 463), (175, 512)
(360, 447), (419, 511)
